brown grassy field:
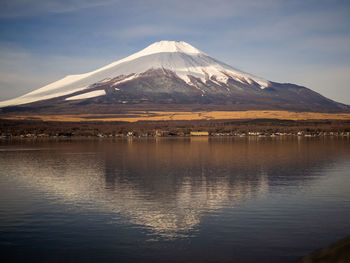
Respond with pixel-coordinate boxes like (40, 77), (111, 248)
(2, 110), (350, 122)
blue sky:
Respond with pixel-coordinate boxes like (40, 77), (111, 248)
(0, 0), (349, 104)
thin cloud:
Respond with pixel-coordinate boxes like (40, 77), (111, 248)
(0, 0), (277, 19)
(107, 25), (196, 39)
(0, 0), (117, 18)
(224, 8), (350, 42)
(0, 45), (111, 100)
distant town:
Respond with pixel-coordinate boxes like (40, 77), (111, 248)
(1, 118), (349, 139)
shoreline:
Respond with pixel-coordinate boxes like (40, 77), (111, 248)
(1, 117), (349, 139)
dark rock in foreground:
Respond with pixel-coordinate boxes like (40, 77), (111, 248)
(295, 236), (350, 263)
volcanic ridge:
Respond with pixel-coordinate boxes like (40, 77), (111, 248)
(1, 40), (349, 114)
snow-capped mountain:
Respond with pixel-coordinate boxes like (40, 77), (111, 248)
(0, 40), (348, 112)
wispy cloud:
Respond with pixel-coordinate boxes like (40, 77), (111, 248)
(0, 0), (117, 17)
(293, 65), (350, 104)
(102, 24), (197, 40)
(140, 0), (277, 20)
(0, 44), (109, 100)
(223, 7), (349, 42)
(0, 0), (278, 19)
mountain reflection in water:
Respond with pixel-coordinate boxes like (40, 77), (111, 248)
(1, 137), (350, 263)
(1, 137), (348, 239)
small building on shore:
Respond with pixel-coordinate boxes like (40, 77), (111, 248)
(190, 131), (209, 136)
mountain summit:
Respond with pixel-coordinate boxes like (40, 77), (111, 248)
(0, 40), (348, 112)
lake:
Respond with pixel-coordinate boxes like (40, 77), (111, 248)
(0, 137), (349, 262)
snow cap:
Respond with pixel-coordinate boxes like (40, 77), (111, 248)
(138, 40), (203, 56)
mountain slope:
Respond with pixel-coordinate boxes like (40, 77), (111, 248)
(0, 40), (348, 113)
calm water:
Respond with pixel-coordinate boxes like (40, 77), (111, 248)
(0, 137), (350, 262)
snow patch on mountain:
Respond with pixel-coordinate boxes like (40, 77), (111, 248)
(0, 86), (89, 107)
(65, 90), (106, 101)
